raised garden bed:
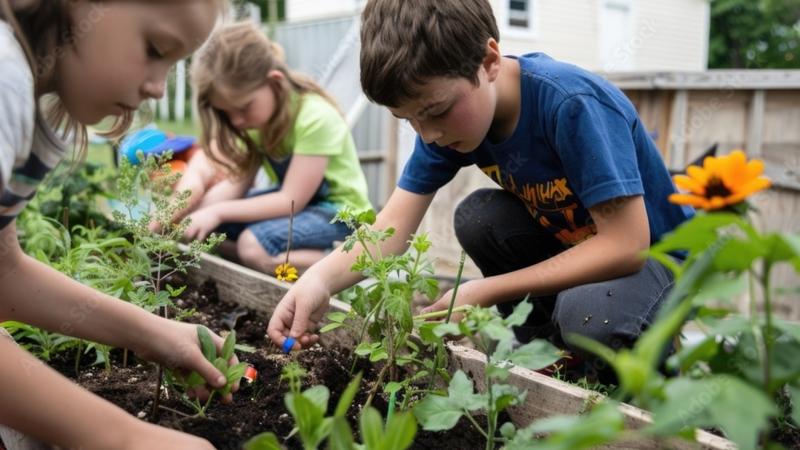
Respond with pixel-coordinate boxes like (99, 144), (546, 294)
(37, 250), (736, 449)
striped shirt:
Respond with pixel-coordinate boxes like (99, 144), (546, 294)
(0, 21), (67, 229)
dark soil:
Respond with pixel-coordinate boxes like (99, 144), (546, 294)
(43, 278), (488, 450)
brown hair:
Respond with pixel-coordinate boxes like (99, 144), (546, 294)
(360, 0), (499, 108)
(191, 21), (339, 179)
(0, 0), (226, 158)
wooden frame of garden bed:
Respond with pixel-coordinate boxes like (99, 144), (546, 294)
(188, 251), (736, 450)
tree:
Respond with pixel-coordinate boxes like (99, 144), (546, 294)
(709, 0), (800, 69)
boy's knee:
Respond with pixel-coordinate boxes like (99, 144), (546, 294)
(553, 287), (635, 352)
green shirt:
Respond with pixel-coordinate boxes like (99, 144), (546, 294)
(262, 93), (371, 213)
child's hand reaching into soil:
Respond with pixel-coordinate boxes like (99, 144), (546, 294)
(133, 319), (239, 403)
(267, 271), (332, 351)
(121, 421), (217, 450)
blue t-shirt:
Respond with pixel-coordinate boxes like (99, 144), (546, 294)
(398, 53), (693, 247)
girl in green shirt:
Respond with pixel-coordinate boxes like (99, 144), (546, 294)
(177, 21), (371, 275)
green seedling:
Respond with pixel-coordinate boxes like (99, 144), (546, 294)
(164, 326), (247, 418)
(414, 301), (562, 450)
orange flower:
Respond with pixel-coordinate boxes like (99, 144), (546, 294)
(669, 150), (771, 211)
(274, 263), (298, 282)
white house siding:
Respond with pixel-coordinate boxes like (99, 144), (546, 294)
(285, 0), (360, 22)
(632, 0), (710, 71)
(490, 0), (709, 71)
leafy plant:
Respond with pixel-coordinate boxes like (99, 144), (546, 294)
(244, 373), (417, 450)
(551, 150), (800, 450)
(321, 208), (440, 408)
(164, 327), (247, 418)
(414, 302), (562, 450)
(280, 361), (308, 395)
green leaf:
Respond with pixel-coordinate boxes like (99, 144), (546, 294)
(355, 342), (378, 356)
(510, 401), (625, 450)
(212, 357), (228, 375)
(433, 322), (461, 338)
(693, 272), (747, 305)
(357, 209), (377, 225)
(507, 339), (562, 371)
(329, 417), (355, 450)
(650, 213), (742, 255)
(666, 336), (719, 373)
(505, 300), (533, 327)
(482, 322), (514, 342)
(360, 407), (384, 449)
(413, 395), (464, 431)
(649, 376), (777, 450)
(369, 346), (389, 362)
(221, 330), (236, 361)
(302, 385), (331, 413)
(320, 322), (344, 333)
(713, 238), (764, 271)
(384, 381), (403, 395)
(327, 312), (348, 323)
(185, 371), (205, 389)
(447, 371), (485, 411)
(197, 326), (217, 362)
(226, 362), (248, 385)
(243, 432), (283, 450)
(335, 373), (362, 418)
(383, 411), (418, 450)
(288, 393), (326, 448)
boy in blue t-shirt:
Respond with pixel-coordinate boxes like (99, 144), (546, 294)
(268, 0), (693, 378)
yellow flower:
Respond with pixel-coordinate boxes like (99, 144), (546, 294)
(669, 150), (771, 211)
(274, 263), (298, 282)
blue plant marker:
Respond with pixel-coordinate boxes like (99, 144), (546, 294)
(282, 337), (296, 354)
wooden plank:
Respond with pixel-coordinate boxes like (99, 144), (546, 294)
(606, 70), (800, 90)
(747, 90), (766, 157)
(667, 90), (689, 169)
(449, 345), (734, 450)
(187, 251), (735, 449)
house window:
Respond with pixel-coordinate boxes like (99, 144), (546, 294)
(508, 0), (531, 30)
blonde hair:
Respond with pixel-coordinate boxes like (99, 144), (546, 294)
(0, 0), (226, 158)
(191, 21), (339, 179)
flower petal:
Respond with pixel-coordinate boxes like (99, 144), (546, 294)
(674, 175), (707, 195)
(669, 193), (709, 209)
(686, 165), (710, 184)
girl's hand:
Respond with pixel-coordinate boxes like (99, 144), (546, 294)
(134, 320), (239, 403)
(267, 273), (331, 350)
(184, 206), (221, 241)
(120, 420), (216, 450)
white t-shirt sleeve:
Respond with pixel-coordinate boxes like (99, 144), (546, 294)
(0, 22), (35, 192)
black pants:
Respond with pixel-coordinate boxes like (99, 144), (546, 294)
(454, 189), (674, 381)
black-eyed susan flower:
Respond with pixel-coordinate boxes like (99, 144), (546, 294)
(274, 263), (298, 282)
(669, 150), (771, 211)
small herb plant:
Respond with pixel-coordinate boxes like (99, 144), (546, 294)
(280, 361), (308, 395)
(164, 326), (247, 418)
(414, 301), (562, 450)
(244, 373), (417, 450)
(321, 208), (440, 408)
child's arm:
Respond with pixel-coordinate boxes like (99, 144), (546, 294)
(267, 187), (435, 349)
(184, 154), (327, 240)
(0, 223), (235, 392)
(0, 338), (215, 450)
(422, 195), (650, 315)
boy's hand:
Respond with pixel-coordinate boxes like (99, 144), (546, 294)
(419, 280), (484, 323)
(134, 321), (239, 403)
(267, 274), (331, 350)
(183, 206), (221, 241)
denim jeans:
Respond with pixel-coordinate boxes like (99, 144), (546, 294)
(215, 188), (351, 256)
(454, 189), (674, 381)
